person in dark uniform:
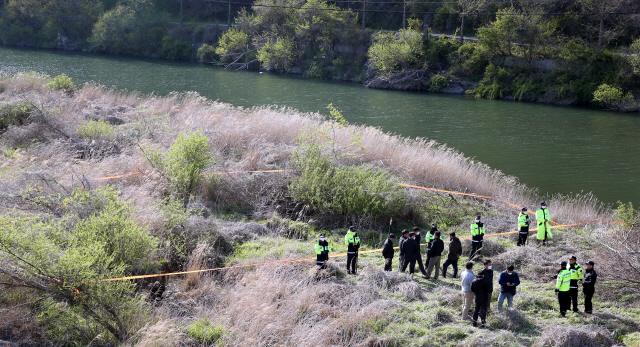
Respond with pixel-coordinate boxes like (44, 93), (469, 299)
(413, 227), (429, 277)
(344, 226), (360, 275)
(469, 216), (485, 260)
(582, 260), (597, 314)
(517, 207), (530, 246)
(382, 234), (396, 271)
(398, 230), (409, 272)
(314, 234), (331, 269)
(555, 261), (572, 317)
(401, 232), (421, 279)
(471, 271), (489, 327)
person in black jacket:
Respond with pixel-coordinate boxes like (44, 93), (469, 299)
(582, 260), (597, 314)
(442, 232), (462, 278)
(425, 231), (444, 280)
(401, 232), (421, 278)
(471, 271), (489, 327)
(413, 227), (429, 277)
(397, 230), (409, 272)
(382, 234), (396, 271)
(479, 260), (494, 311)
(425, 223), (438, 267)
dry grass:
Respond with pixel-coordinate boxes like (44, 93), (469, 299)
(185, 243), (210, 289)
(535, 325), (614, 347)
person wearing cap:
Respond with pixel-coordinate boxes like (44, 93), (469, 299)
(401, 232), (421, 278)
(413, 227), (429, 277)
(517, 208), (530, 246)
(425, 223), (437, 267)
(582, 261), (597, 314)
(568, 256), (584, 313)
(345, 226), (360, 275)
(536, 202), (552, 245)
(469, 216), (485, 260)
(460, 262), (475, 321)
(315, 234), (332, 269)
(398, 229), (410, 272)
(471, 270), (489, 327)
(382, 234), (396, 271)
(442, 232), (462, 278)
(426, 231), (444, 280)
(497, 265), (520, 309)
(555, 261), (572, 317)
(479, 260), (494, 311)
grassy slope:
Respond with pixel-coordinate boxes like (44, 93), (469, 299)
(0, 72), (638, 347)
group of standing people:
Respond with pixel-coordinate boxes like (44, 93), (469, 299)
(383, 225), (462, 280)
(517, 201), (553, 246)
(554, 256), (598, 316)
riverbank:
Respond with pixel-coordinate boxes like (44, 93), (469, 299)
(1, 72), (639, 346)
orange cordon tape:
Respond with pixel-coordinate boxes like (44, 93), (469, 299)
(82, 219), (629, 284)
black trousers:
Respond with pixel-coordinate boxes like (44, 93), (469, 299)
(416, 257), (427, 275)
(346, 253), (358, 274)
(473, 300), (488, 323)
(442, 258), (458, 278)
(569, 288), (579, 312)
(469, 241), (482, 259)
(584, 287), (594, 313)
(401, 259), (416, 274)
(558, 291), (570, 315)
(517, 231), (528, 246)
(384, 258), (393, 271)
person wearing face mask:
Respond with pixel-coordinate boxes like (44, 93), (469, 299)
(315, 234), (331, 269)
(469, 216), (485, 260)
(517, 207), (530, 246)
(382, 233), (396, 271)
(442, 232), (462, 279)
(582, 261), (597, 314)
(345, 226), (360, 275)
(425, 231), (444, 280)
(425, 223), (437, 267)
(555, 261), (572, 317)
(567, 256), (584, 313)
(412, 227), (429, 278)
(497, 265), (520, 309)
(536, 202), (552, 246)
(479, 260), (494, 311)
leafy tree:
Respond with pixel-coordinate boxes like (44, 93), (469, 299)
(577, 0), (630, 48)
(145, 130), (213, 208)
(449, 0), (485, 44)
(215, 28), (256, 67)
(592, 84), (637, 111)
(89, 0), (167, 56)
(0, 186), (156, 344)
(367, 24), (424, 73)
(257, 37), (300, 71)
(197, 43), (218, 63)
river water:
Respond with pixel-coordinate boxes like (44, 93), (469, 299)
(1, 45), (639, 206)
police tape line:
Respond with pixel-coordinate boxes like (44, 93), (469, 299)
(80, 219), (616, 284)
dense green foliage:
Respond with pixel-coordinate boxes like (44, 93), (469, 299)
(0, 100), (34, 130)
(289, 143), (406, 220)
(0, 186), (156, 343)
(368, 25), (424, 73)
(145, 130), (213, 207)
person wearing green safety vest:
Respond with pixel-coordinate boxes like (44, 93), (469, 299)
(424, 223), (437, 271)
(345, 226), (361, 275)
(536, 202), (552, 245)
(315, 233), (331, 269)
(568, 255), (584, 313)
(555, 261), (572, 317)
(517, 207), (530, 246)
(469, 216), (485, 260)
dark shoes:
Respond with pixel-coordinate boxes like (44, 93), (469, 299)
(473, 321), (478, 327)
(585, 311), (592, 314)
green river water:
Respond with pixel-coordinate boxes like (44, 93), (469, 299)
(1, 45), (639, 206)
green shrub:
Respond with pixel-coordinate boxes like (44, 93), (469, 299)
(77, 119), (116, 140)
(470, 64), (514, 99)
(368, 28), (424, 73)
(1, 186), (156, 343)
(47, 74), (74, 91)
(187, 318), (227, 345)
(145, 130), (214, 208)
(452, 42), (491, 77)
(614, 201), (639, 225)
(428, 74), (450, 92)
(0, 101), (34, 130)
(216, 28), (253, 64)
(257, 37), (300, 71)
(197, 44), (218, 63)
(289, 143), (406, 221)
(161, 35), (193, 60)
(592, 84), (637, 111)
